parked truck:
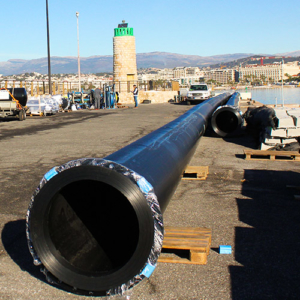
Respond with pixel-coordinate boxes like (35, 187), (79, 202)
(185, 83), (211, 105)
(0, 88), (28, 120)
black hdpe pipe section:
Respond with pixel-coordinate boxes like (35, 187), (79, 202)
(7, 88), (28, 107)
(26, 92), (233, 296)
(211, 92), (243, 137)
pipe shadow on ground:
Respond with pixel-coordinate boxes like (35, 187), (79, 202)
(1, 220), (89, 295)
(1, 219), (45, 281)
(223, 134), (257, 149)
(230, 169), (300, 299)
(204, 125), (257, 149)
(1, 220), (124, 297)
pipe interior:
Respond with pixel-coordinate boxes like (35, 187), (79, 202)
(215, 110), (239, 133)
(47, 179), (139, 274)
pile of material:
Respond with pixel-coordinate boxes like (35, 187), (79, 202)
(244, 106), (300, 151)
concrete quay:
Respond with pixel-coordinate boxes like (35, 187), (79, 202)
(1, 102), (300, 299)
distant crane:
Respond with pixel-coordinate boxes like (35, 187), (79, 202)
(250, 56), (291, 65)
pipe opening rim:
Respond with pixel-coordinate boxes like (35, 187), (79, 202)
(26, 158), (163, 293)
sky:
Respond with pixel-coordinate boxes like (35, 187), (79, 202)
(0, 0), (299, 62)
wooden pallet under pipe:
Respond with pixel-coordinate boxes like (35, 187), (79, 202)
(158, 226), (212, 265)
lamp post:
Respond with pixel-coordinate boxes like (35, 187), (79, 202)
(76, 12), (81, 93)
(281, 58), (284, 107)
(46, 0), (52, 95)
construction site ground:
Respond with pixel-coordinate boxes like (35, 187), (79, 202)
(0, 102), (300, 300)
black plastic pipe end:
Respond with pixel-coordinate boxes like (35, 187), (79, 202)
(27, 160), (163, 294)
(211, 106), (243, 137)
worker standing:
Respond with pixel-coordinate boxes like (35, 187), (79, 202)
(132, 85), (138, 108)
(90, 89), (95, 107)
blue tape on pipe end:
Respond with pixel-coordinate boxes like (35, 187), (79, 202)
(219, 245), (232, 254)
(140, 263), (156, 278)
(137, 177), (153, 194)
(44, 167), (58, 181)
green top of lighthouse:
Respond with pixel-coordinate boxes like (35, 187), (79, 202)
(114, 20), (134, 37)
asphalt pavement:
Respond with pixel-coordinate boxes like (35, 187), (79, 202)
(1, 102), (300, 300)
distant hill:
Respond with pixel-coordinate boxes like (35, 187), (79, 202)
(136, 52), (254, 69)
(0, 52), (253, 75)
(276, 50), (300, 57)
(0, 56), (113, 76)
(210, 54), (300, 69)
(0, 50), (299, 75)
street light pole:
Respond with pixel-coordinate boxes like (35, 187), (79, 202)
(46, 0), (52, 94)
(76, 12), (81, 93)
(281, 58), (284, 107)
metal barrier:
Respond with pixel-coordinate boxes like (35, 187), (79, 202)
(0, 79), (180, 96)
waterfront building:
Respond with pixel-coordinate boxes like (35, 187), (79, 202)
(238, 62), (300, 83)
(203, 69), (238, 84)
(172, 67), (202, 79)
(185, 67), (202, 77)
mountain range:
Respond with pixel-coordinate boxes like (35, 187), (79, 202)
(0, 50), (299, 76)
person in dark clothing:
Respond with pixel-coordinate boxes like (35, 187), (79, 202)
(100, 90), (104, 109)
(132, 85), (138, 108)
(94, 88), (101, 109)
(90, 89), (95, 106)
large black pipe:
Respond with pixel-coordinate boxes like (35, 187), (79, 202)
(26, 92), (233, 296)
(211, 92), (243, 137)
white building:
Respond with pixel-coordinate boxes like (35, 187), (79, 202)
(204, 69), (237, 84)
(157, 68), (174, 80)
(239, 61), (300, 83)
(138, 73), (159, 81)
(173, 67), (186, 79)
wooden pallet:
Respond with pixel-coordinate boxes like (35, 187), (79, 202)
(182, 166), (209, 180)
(158, 226), (211, 265)
(27, 112), (44, 117)
(244, 149), (300, 161)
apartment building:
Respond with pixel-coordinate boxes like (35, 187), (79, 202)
(173, 67), (186, 79)
(239, 62), (300, 82)
(157, 68), (174, 80)
(173, 67), (203, 79)
(203, 69), (237, 84)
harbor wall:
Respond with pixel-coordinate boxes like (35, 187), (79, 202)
(118, 90), (178, 104)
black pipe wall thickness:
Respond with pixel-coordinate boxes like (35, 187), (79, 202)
(210, 92), (243, 137)
(26, 92), (233, 296)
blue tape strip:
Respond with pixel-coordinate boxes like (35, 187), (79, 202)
(137, 177), (153, 194)
(141, 263), (156, 278)
(219, 245), (232, 254)
(44, 167), (58, 181)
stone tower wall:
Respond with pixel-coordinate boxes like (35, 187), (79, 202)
(113, 36), (138, 93)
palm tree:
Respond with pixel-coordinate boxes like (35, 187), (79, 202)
(244, 75), (251, 84)
(260, 75), (266, 85)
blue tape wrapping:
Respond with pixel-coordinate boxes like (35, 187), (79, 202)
(140, 263), (156, 278)
(137, 177), (153, 194)
(219, 245), (232, 254)
(44, 167), (58, 181)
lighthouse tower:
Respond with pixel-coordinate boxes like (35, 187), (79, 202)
(113, 21), (137, 93)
